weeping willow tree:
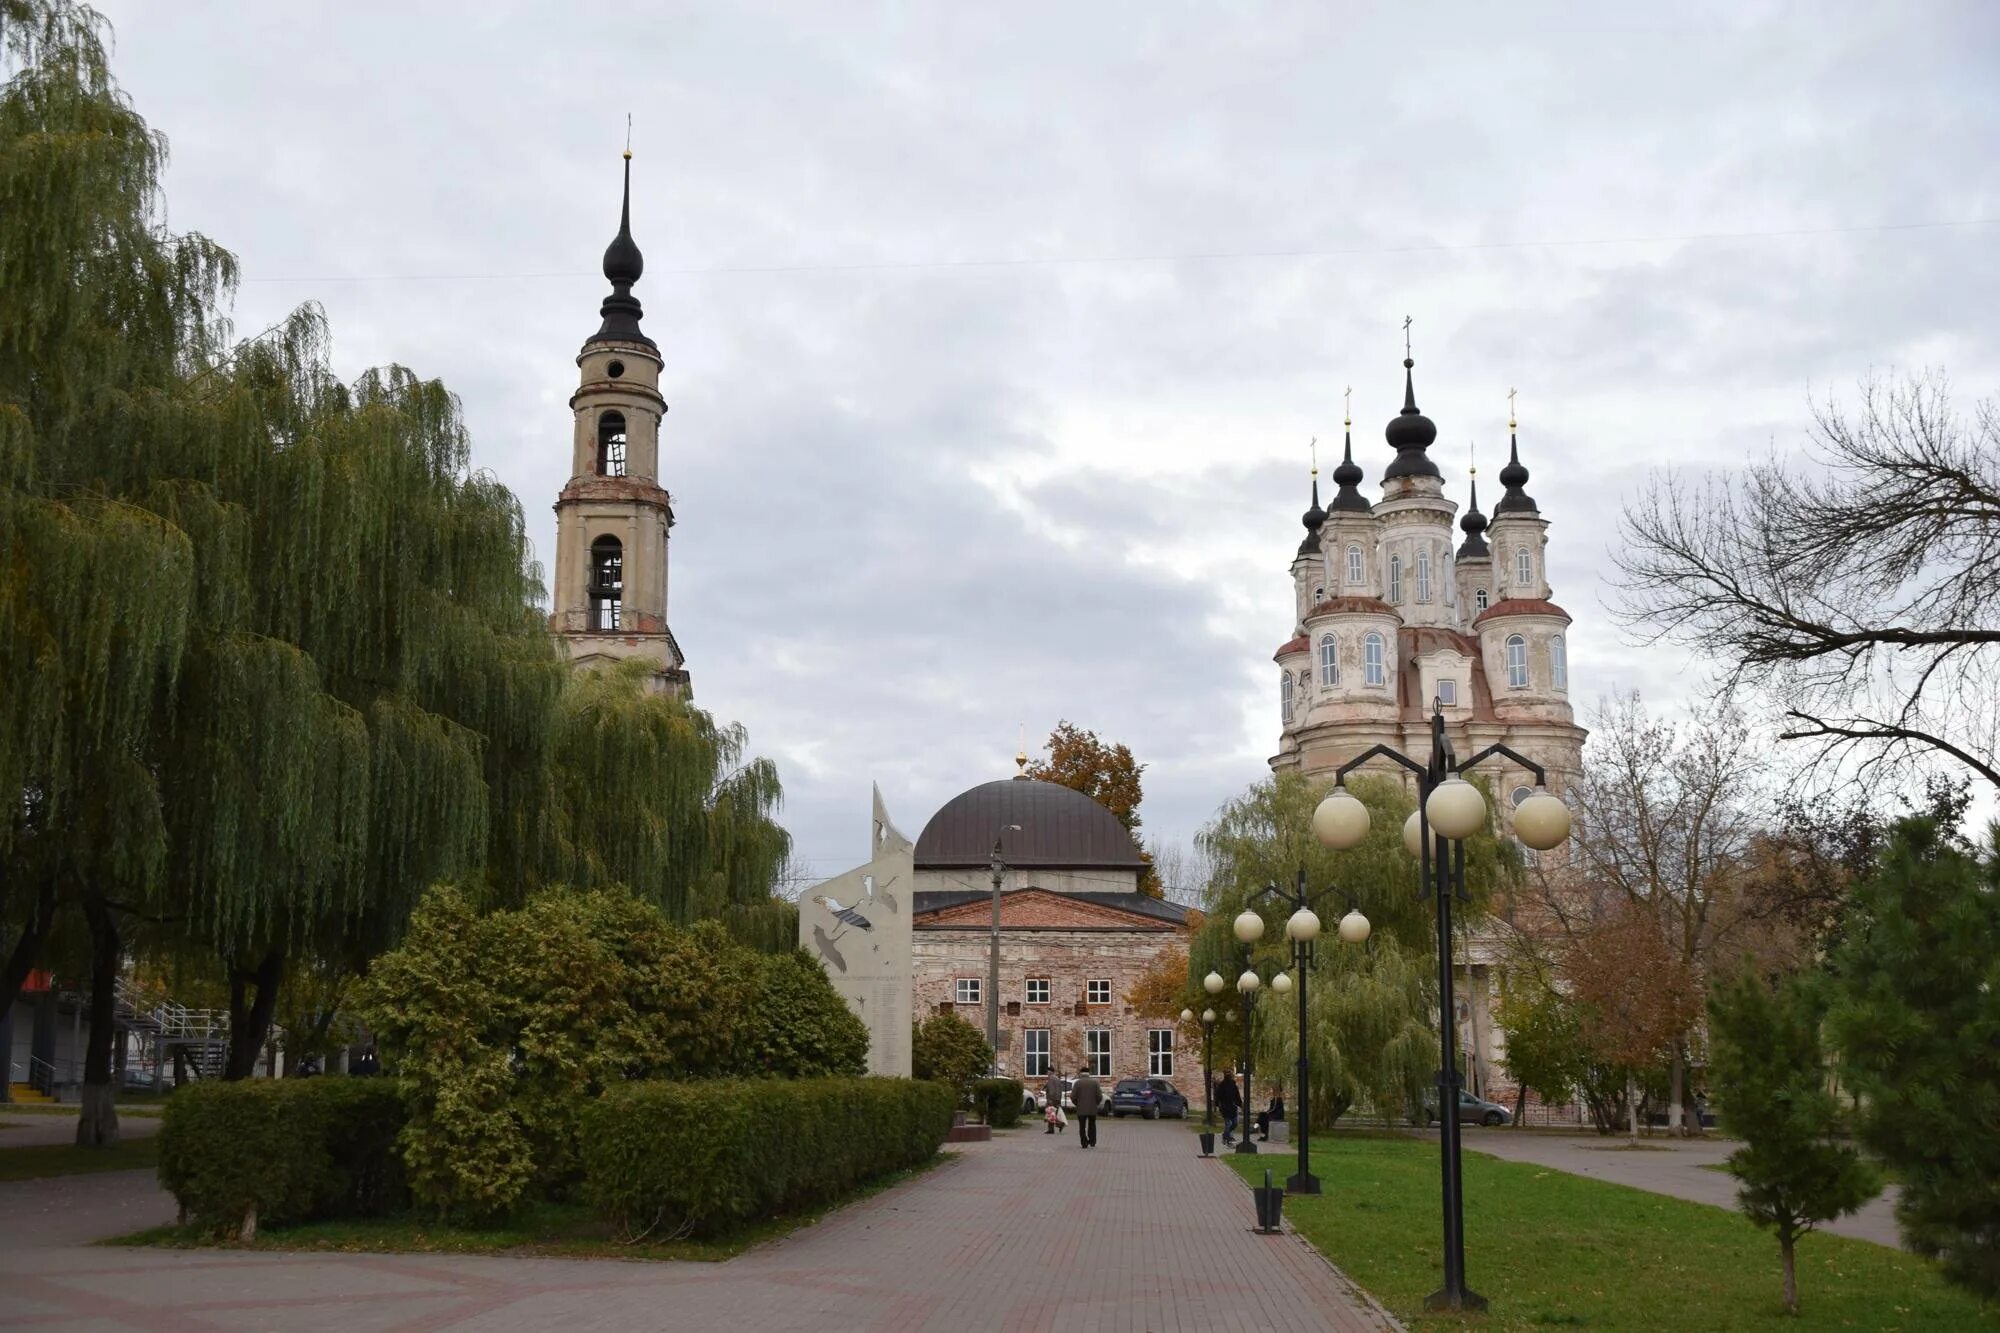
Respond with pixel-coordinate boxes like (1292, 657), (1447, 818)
(0, 0), (566, 1139)
(1194, 772), (1518, 1127)
(541, 658), (793, 929)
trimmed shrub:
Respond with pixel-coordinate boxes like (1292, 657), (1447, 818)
(970, 1078), (1024, 1128)
(911, 1011), (991, 1090)
(580, 1077), (954, 1237)
(158, 1078), (406, 1238)
(742, 949), (869, 1077)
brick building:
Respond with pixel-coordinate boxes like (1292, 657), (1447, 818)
(910, 776), (1193, 1086)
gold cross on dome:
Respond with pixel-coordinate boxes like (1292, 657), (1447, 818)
(1508, 386), (1518, 429)
(1403, 315), (1413, 357)
(1343, 385), (1352, 427)
(1309, 436), (1318, 477)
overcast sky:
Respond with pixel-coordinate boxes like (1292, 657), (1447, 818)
(94, 1), (2000, 880)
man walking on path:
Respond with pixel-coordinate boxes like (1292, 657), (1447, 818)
(1216, 1070), (1242, 1144)
(1071, 1071), (1103, 1149)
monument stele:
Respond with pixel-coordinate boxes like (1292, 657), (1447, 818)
(798, 786), (913, 1078)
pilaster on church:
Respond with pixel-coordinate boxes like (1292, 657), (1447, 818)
(548, 153), (689, 694)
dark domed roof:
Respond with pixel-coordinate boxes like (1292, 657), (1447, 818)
(1326, 430), (1372, 513)
(1383, 358), (1442, 481)
(1457, 476), (1490, 558)
(1296, 477), (1326, 557)
(1494, 432), (1538, 515)
(914, 778), (1147, 870)
(587, 154), (655, 350)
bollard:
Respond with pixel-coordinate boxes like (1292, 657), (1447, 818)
(1253, 1167), (1286, 1234)
(1198, 1131), (1216, 1157)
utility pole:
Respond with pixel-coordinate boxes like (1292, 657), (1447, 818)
(987, 824), (1020, 1074)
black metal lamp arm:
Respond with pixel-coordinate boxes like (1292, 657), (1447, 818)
(1454, 742), (1548, 787)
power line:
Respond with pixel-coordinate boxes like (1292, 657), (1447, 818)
(240, 216), (1999, 286)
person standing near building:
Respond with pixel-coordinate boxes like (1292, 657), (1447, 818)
(1071, 1071), (1103, 1150)
(1042, 1071), (1065, 1134)
(1216, 1070), (1242, 1144)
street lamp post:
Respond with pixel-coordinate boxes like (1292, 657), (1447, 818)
(1202, 971), (1226, 1130)
(1247, 870), (1372, 1195)
(986, 823), (1022, 1075)
(1231, 909), (1267, 1156)
(1313, 703), (1571, 1313)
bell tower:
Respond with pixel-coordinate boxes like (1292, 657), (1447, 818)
(550, 151), (689, 694)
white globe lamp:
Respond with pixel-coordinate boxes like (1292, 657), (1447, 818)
(1233, 909), (1266, 944)
(1237, 969), (1261, 993)
(1514, 788), (1572, 850)
(1338, 908), (1372, 944)
(1179, 1008), (1194, 1025)
(1311, 788), (1370, 849)
(1403, 809), (1424, 857)
(1201, 1008), (1216, 1025)
(1425, 777), (1488, 840)
(1286, 907), (1322, 943)
(1272, 971), (1293, 994)
(1204, 971), (1225, 995)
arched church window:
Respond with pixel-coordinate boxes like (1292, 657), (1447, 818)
(1505, 634), (1528, 688)
(1318, 634), (1339, 687)
(1475, 588), (1488, 612)
(1552, 635), (1568, 689)
(1388, 555), (1402, 603)
(1280, 671), (1294, 724)
(1313, 585), (1324, 605)
(1364, 632), (1386, 686)
(1416, 551), (1432, 602)
(589, 535), (623, 631)
(598, 412), (627, 478)
(1515, 545), (1532, 587)
(1346, 545), (1363, 584)
(1511, 785), (1534, 809)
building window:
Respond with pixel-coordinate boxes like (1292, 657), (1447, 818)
(1511, 785), (1535, 809)
(1506, 634), (1529, 688)
(1318, 634), (1339, 687)
(598, 411), (627, 478)
(1085, 1029), (1112, 1077)
(1148, 1029), (1174, 1077)
(955, 978), (981, 1005)
(1025, 978), (1050, 1005)
(1437, 678), (1457, 706)
(1475, 587), (1488, 612)
(1346, 544), (1363, 584)
(1280, 671), (1294, 724)
(1552, 635), (1568, 689)
(589, 535), (623, 631)
(1364, 632), (1386, 686)
(1515, 546), (1532, 586)
(1416, 551), (1432, 602)
(1313, 585), (1324, 605)
(1025, 1028), (1050, 1077)
(1087, 979), (1112, 1005)
(1388, 554), (1403, 603)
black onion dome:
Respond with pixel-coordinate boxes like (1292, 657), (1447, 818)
(1297, 476), (1326, 557)
(1457, 477), (1491, 557)
(1494, 432), (1538, 514)
(1327, 429), (1372, 513)
(588, 154), (655, 349)
(1383, 357), (1442, 480)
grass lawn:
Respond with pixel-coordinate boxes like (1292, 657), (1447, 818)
(0, 1102), (165, 1117)
(1227, 1134), (1995, 1330)
(112, 1152), (950, 1262)
(0, 1134), (160, 1182)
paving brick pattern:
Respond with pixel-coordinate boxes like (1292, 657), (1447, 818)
(0, 1119), (1398, 1331)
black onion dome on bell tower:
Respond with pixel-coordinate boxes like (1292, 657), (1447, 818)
(1327, 427), (1372, 513)
(1383, 358), (1442, 481)
(1458, 476), (1490, 557)
(587, 153), (655, 349)
(1297, 475), (1326, 556)
(1494, 431), (1538, 514)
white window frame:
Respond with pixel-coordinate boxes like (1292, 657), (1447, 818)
(1085, 1028), (1112, 1077)
(1552, 635), (1568, 689)
(1318, 634), (1339, 687)
(1086, 978), (1112, 1006)
(954, 977), (981, 1005)
(1364, 632), (1386, 687)
(1388, 554), (1403, 603)
(1346, 544), (1364, 584)
(1312, 584), (1324, 604)
(1148, 1029), (1174, 1077)
(1437, 678), (1457, 706)
(1516, 546), (1533, 586)
(1024, 1028), (1050, 1077)
(1505, 634), (1529, 689)
(1281, 671), (1294, 724)
(1475, 587), (1488, 612)
(1416, 550), (1432, 602)
(1025, 978), (1050, 1005)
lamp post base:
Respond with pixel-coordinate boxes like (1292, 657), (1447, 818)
(1285, 1171), (1320, 1195)
(1233, 1137), (1260, 1155)
(1424, 1285), (1488, 1313)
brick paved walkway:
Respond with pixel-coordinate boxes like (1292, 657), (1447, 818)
(0, 1118), (1396, 1331)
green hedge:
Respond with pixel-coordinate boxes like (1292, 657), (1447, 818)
(970, 1077), (1024, 1128)
(158, 1078), (406, 1237)
(580, 1077), (954, 1237)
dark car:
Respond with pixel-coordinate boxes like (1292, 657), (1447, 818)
(1109, 1077), (1189, 1119)
(1420, 1090), (1513, 1127)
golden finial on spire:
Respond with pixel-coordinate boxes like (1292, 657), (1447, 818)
(1309, 435), (1319, 478)
(1015, 722), (1028, 775)
(1343, 385), (1353, 429)
(1507, 386), (1518, 431)
(623, 113), (633, 161)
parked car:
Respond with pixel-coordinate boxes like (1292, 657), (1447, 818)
(1109, 1077), (1190, 1119)
(1420, 1090), (1514, 1127)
